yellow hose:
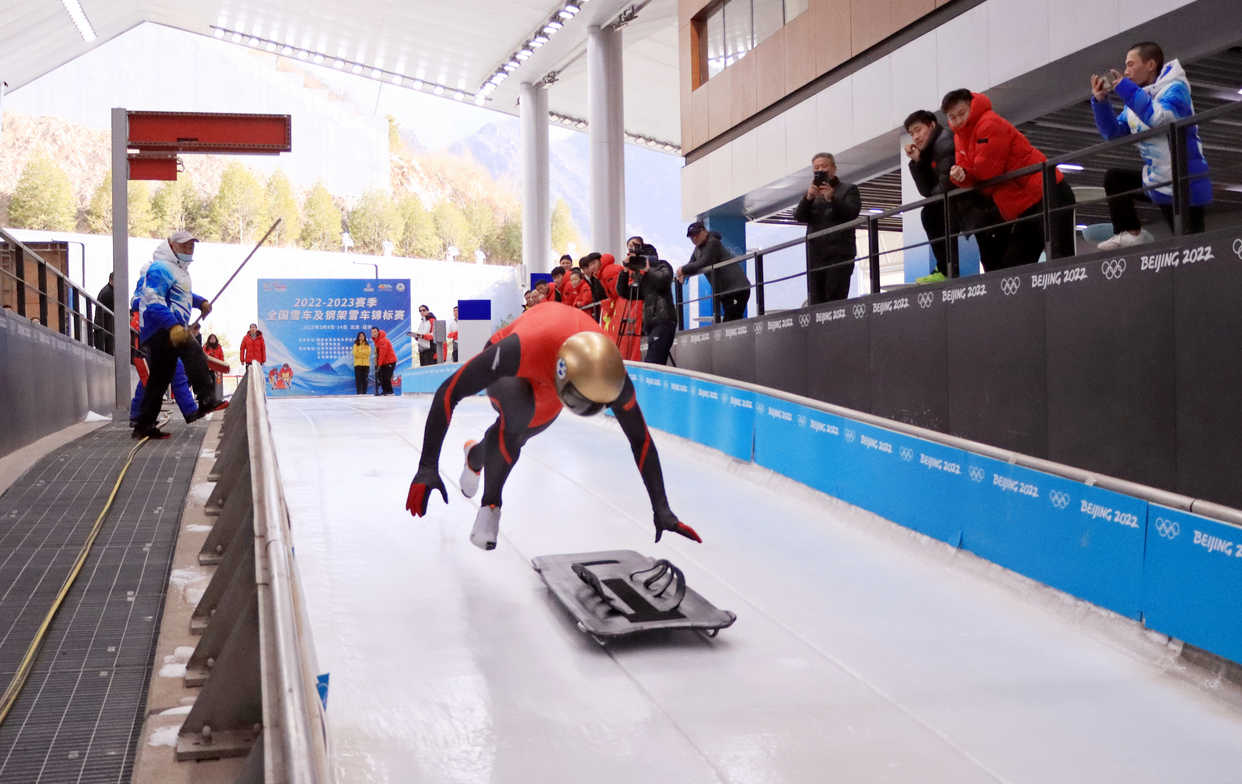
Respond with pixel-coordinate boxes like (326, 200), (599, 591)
(0, 437), (150, 726)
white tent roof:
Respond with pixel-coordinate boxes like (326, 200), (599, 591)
(1, 0), (682, 151)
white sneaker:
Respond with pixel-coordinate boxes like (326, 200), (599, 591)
(459, 440), (480, 498)
(1097, 229), (1153, 251)
(470, 505), (500, 551)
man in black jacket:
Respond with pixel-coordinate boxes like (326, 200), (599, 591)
(793, 153), (861, 305)
(904, 111), (959, 283)
(617, 244), (677, 365)
(677, 222), (750, 322)
(94, 272), (115, 354)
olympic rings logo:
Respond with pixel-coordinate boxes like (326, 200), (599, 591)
(797, 415), (807, 427)
(799, 314), (811, 328)
(899, 447), (913, 461)
(1155, 518), (1180, 539)
(1001, 277), (1021, 296)
(1102, 258), (1127, 280)
(853, 304), (866, 319)
(917, 292), (933, 309)
(754, 322), (763, 334)
(844, 429), (856, 442)
(1049, 490), (1070, 509)
(969, 466), (985, 482)
(1233, 238), (1242, 260)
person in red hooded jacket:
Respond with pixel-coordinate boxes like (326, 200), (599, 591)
(942, 89), (1076, 271)
(371, 326), (397, 395)
(404, 300), (701, 552)
(240, 323), (266, 366)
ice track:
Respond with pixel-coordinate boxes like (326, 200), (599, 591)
(268, 395), (1242, 784)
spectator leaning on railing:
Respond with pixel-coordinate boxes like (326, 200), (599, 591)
(904, 111), (962, 284)
(678, 222), (750, 322)
(1090, 42), (1212, 250)
(943, 89), (1076, 270)
(793, 153), (862, 304)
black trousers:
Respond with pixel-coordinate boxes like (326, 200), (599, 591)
(985, 179), (1077, 272)
(419, 348), (436, 366)
(808, 256), (853, 305)
(921, 200), (958, 277)
(717, 288), (750, 322)
(354, 365), (369, 394)
(134, 330), (215, 430)
(644, 320), (676, 365)
(1103, 168), (1205, 235)
(378, 362), (395, 394)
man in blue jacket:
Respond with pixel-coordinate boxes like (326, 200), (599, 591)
(132, 231), (227, 439)
(1090, 42), (1211, 250)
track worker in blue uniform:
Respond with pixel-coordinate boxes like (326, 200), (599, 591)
(132, 231), (228, 439)
(404, 301), (701, 551)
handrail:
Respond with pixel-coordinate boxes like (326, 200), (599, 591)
(630, 361), (1242, 529)
(0, 226), (116, 346)
(245, 361), (331, 783)
(674, 97), (1242, 321)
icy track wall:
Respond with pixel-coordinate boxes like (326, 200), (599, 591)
(401, 362), (1242, 667)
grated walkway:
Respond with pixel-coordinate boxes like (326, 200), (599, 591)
(0, 422), (206, 783)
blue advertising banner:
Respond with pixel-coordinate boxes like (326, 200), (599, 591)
(1143, 506), (1242, 664)
(257, 279), (412, 396)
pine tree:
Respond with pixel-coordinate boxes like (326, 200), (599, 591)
(299, 182), (342, 251)
(8, 151), (77, 231)
(397, 194), (441, 259)
(151, 175), (203, 237)
(266, 169), (302, 247)
(432, 200), (476, 260)
(550, 198), (582, 258)
(348, 188), (405, 256)
(209, 161), (268, 244)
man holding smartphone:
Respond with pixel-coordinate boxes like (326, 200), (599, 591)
(793, 153), (862, 305)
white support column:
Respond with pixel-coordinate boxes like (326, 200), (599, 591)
(0, 81), (7, 148)
(587, 24), (625, 257)
(520, 82), (552, 276)
(111, 107), (131, 416)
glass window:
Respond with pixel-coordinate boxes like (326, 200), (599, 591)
(704, 4), (726, 80)
(724, 0), (753, 66)
(752, 0), (783, 48)
(784, 0), (809, 23)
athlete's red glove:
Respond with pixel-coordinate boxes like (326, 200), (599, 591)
(654, 507), (701, 543)
(405, 466), (448, 517)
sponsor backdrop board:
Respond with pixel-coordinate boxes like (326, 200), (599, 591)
(666, 228), (1242, 510)
(258, 278), (412, 397)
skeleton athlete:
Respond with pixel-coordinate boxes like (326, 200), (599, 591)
(405, 301), (701, 550)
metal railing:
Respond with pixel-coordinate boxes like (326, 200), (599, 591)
(0, 227), (116, 350)
(674, 97), (1242, 325)
(176, 366), (331, 782)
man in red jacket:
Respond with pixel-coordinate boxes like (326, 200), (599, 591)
(942, 89), (1076, 270)
(371, 327), (398, 395)
(404, 301), (700, 551)
(240, 324), (267, 366)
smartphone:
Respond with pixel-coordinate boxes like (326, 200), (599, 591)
(812, 171), (828, 186)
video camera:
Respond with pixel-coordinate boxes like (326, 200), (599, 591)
(625, 243), (657, 271)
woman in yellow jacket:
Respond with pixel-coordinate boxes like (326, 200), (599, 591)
(352, 331), (372, 394)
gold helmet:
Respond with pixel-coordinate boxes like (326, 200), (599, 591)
(555, 331), (627, 416)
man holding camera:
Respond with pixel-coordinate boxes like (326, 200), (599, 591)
(678, 222), (750, 323)
(794, 153), (861, 305)
(617, 243), (678, 365)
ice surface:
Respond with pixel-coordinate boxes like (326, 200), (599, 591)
(269, 395), (1242, 784)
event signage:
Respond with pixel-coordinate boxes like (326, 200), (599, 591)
(257, 278), (412, 396)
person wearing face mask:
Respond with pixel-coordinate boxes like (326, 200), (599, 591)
(404, 302), (701, 552)
(132, 231), (227, 439)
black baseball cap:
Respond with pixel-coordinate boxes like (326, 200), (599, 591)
(686, 221), (706, 237)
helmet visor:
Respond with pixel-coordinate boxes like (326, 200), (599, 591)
(558, 380), (606, 417)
